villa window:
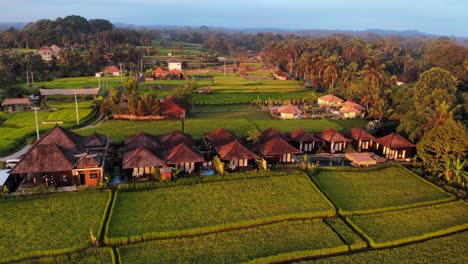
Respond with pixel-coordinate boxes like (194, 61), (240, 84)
(90, 171), (98, 179)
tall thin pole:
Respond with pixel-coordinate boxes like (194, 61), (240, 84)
(32, 107), (40, 139)
(74, 90), (80, 125)
(224, 60), (226, 77)
(119, 63), (123, 85)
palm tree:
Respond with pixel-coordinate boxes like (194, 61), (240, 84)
(324, 55), (343, 92)
(340, 62), (359, 95)
(438, 159), (467, 185)
(247, 129), (261, 143)
(368, 99), (393, 120)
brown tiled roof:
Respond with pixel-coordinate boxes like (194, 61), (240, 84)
(341, 101), (366, 111)
(37, 126), (85, 153)
(83, 133), (107, 148)
(75, 153), (102, 168)
(348, 128), (376, 141)
(215, 140), (259, 161)
(10, 144), (74, 174)
(259, 128), (290, 142)
(277, 104), (302, 115)
(122, 146), (164, 169)
(104, 66), (120, 73)
(153, 67), (166, 74)
(290, 129), (321, 143)
(1, 98), (31, 106)
(204, 128), (238, 147)
(125, 132), (161, 151)
(320, 128), (351, 143)
(165, 143), (204, 164)
(159, 130), (194, 150)
(253, 138), (302, 156)
(162, 99), (185, 114)
(376, 133), (415, 148)
(318, 94), (343, 103)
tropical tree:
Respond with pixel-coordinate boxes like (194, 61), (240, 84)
(246, 129), (261, 143)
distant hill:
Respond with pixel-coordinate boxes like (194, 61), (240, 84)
(0, 22), (27, 30)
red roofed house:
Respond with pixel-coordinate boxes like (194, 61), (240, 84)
(259, 127), (291, 143)
(341, 101), (366, 118)
(320, 128), (352, 154)
(376, 133), (415, 160)
(290, 129), (322, 153)
(204, 128), (238, 148)
(104, 66), (121, 76)
(161, 99), (186, 119)
(169, 68), (183, 79)
(318, 94), (343, 107)
(274, 69), (287, 80)
(253, 137), (302, 163)
(10, 126), (108, 188)
(165, 143), (205, 173)
(215, 140), (259, 170)
(277, 103), (303, 119)
(347, 128), (377, 152)
(153, 67), (167, 79)
(1, 98), (31, 112)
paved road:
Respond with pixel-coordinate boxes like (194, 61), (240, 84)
(0, 144), (31, 161)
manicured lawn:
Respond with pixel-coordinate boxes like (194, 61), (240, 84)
(118, 219), (346, 264)
(334, 119), (367, 130)
(107, 174), (334, 237)
(16, 248), (113, 264)
(0, 191), (110, 261)
(312, 166), (453, 214)
(76, 119), (182, 142)
(310, 231), (468, 264)
(193, 104), (259, 112)
(253, 119), (343, 133)
(192, 90), (313, 104)
(348, 201), (468, 247)
(183, 118), (257, 138)
(189, 111), (270, 120)
(34, 76), (123, 89)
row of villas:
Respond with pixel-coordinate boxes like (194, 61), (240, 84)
(9, 126), (415, 188)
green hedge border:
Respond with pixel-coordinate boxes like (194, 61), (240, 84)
(244, 245), (349, 264)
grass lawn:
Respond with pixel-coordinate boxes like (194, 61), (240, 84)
(0, 191), (110, 261)
(312, 166), (453, 214)
(15, 248), (113, 264)
(33, 76), (123, 89)
(107, 174), (334, 238)
(252, 119), (343, 133)
(192, 90), (314, 104)
(183, 118), (257, 138)
(189, 111), (270, 120)
(76, 120), (182, 142)
(118, 219), (346, 264)
(192, 104), (259, 112)
(310, 231), (468, 264)
(0, 102), (95, 156)
(348, 201), (468, 248)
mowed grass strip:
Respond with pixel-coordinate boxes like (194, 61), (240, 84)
(107, 174), (335, 238)
(14, 248), (114, 264)
(0, 191), (110, 261)
(347, 200), (468, 248)
(76, 120), (182, 142)
(308, 231), (468, 264)
(118, 219), (347, 264)
(313, 166), (453, 214)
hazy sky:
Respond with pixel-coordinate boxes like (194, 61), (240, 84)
(0, 0), (467, 36)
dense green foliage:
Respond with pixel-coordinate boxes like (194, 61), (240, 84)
(0, 191), (110, 261)
(107, 174), (334, 238)
(348, 201), (468, 248)
(15, 248), (114, 264)
(312, 166), (453, 214)
(118, 219), (346, 264)
(309, 231), (468, 264)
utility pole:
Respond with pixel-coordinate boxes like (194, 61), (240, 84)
(119, 63), (123, 85)
(224, 60), (226, 77)
(74, 90), (80, 125)
(32, 107), (40, 139)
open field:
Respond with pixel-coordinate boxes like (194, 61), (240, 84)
(183, 118), (258, 138)
(118, 219), (346, 264)
(309, 231), (468, 264)
(324, 217), (367, 250)
(0, 191), (110, 262)
(254, 119), (344, 133)
(107, 174), (334, 238)
(348, 200), (468, 248)
(77, 119), (182, 142)
(0, 102), (95, 156)
(189, 111), (270, 119)
(15, 248), (114, 264)
(312, 166), (454, 214)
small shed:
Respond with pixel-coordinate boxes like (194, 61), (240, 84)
(277, 104), (302, 119)
(1, 98), (31, 112)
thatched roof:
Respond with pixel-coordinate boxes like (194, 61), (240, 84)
(122, 146), (165, 169)
(376, 133), (415, 149)
(125, 132), (161, 151)
(259, 127), (290, 142)
(290, 129), (321, 143)
(253, 138), (302, 156)
(215, 140), (259, 161)
(347, 128), (376, 141)
(277, 104), (302, 115)
(165, 144), (204, 164)
(10, 145), (74, 174)
(320, 128), (351, 143)
(159, 130), (194, 150)
(204, 128), (237, 148)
